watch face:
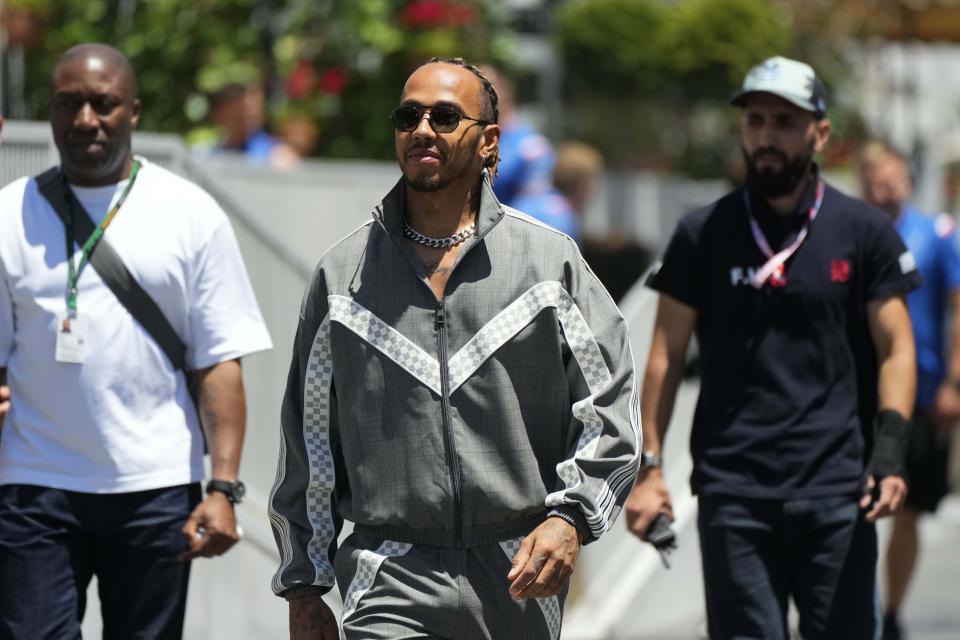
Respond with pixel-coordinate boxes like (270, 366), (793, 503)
(234, 481), (246, 501)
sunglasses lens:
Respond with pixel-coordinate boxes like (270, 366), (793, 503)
(429, 107), (462, 133)
(391, 105), (422, 131)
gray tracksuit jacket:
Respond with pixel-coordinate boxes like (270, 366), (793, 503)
(270, 175), (641, 599)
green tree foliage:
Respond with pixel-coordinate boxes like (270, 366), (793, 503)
(666, 0), (792, 100)
(12, 0), (509, 159)
(555, 0), (669, 97)
(556, 0), (793, 175)
(15, 0), (263, 133)
(271, 0), (510, 159)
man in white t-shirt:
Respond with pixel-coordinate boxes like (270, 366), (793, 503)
(0, 44), (272, 639)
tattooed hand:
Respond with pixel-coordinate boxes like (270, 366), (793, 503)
(289, 593), (338, 640)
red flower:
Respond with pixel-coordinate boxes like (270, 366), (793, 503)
(401, 0), (445, 27)
(400, 0), (476, 28)
(318, 67), (348, 95)
(447, 3), (475, 26)
(286, 60), (315, 100)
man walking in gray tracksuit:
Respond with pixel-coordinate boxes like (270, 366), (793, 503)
(269, 57), (641, 640)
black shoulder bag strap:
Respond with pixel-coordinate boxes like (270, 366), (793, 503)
(35, 167), (190, 374)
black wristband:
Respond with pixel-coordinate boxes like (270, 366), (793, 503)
(206, 479), (246, 504)
(867, 409), (910, 480)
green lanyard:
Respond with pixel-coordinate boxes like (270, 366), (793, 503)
(63, 159), (141, 316)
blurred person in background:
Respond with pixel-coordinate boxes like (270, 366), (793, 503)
(278, 111), (319, 158)
(512, 140), (603, 243)
(269, 56), (639, 640)
(0, 44), (271, 639)
(859, 140), (960, 640)
(625, 56), (919, 639)
(512, 140), (652, 301)
(479, 64), (555, 208)
(208, 81), (299, 168)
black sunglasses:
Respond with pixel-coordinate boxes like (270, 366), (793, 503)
(389, 104), (490, 133)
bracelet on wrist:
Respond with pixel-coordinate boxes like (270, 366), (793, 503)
(640, 450), (662, 470)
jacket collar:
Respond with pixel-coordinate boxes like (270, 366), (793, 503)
(375, 170), (505, 239)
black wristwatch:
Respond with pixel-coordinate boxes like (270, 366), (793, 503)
(206, 479), (246, 504)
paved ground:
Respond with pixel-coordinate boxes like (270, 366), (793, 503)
(627, 495), (960, 639)
(893, 495), (960, 640)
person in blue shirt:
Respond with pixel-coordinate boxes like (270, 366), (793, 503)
(860, 140), (960, 640)
(208, 82), (299, 168)
(512, 141), (603, 243)
(479, 65), (554, 207)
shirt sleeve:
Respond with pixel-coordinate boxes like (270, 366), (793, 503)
(269, 268), (343, 599)
(647, 217), (704, 309)
(0, 260), (14, 367)
(863, 215), (923, 301)
(186, 219), (272, 369)
(545, 242), (642, 544)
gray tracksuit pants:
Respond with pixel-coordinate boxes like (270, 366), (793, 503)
(336, 532), (564, 640)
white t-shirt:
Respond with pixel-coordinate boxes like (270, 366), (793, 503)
(0, 158), (272, 493)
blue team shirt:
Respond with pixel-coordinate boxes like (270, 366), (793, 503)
(511, 188), (581, 242)
(493, 120), (554, 207)
(896, 205), (960, 410)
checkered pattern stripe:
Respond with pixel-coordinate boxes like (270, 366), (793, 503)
(498, 538), (562, 640)
(328, 295), (441, 395)
(556, 296), (613, 392)
(544, 295), (620, 539)
(446, 279), (625, 541)
(449, 281), (564, 390)
(549, 395), (606, 489)
(302, 315), (338, 587)
(339, 539), (412, 633)
(498, 537), (523, 560)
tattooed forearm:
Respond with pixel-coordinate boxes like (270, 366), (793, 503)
(200, 403), (219, 434)
(196, 359), (245, 482)
(289, 595), (336, 638)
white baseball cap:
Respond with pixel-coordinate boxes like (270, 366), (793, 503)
(730, 56), (827, 118)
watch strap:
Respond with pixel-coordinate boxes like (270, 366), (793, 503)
(640, 450), (663, 469)
(206, 479), (245, 504)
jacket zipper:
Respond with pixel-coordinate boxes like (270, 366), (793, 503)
(373, 200), (505, 548)
(435, 298), (463, 546)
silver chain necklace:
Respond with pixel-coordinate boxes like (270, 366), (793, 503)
(403, 220), (476, 249)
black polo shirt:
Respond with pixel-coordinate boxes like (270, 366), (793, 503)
(651, 176), (922, 499)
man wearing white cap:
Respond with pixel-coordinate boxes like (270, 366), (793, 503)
(625, 56), (920, 638)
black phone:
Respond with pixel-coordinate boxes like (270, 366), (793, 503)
(644, 512), (677, 568)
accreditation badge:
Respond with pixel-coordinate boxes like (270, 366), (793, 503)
(55, 313), (86, 363)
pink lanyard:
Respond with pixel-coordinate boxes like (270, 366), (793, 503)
(743, 180), (825, 288)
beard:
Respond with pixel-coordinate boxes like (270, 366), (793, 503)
(743, 143), (814, 198)
(403, 135), (481, 193)
(406, 173), (447, 193)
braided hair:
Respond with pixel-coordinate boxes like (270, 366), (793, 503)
(422, 56), (501, 178)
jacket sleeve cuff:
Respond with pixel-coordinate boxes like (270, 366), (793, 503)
(280, 584), (330, 601)
(547, 505), (594, 544)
